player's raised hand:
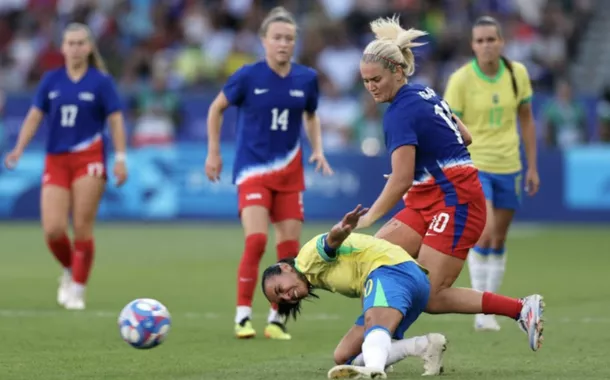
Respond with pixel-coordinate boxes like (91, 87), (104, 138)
(309, 151), (333, 176)
(205, 153), (223, 182)
(114, 161), (128, 187)
(3, 148), (22, 170)
(525, 168), (540, 196)
(341, 204), (370, 232)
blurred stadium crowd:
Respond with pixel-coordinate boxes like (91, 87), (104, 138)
(0, 0), (607, 153)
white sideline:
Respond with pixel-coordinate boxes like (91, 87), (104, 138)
(0, 309), (607, 324)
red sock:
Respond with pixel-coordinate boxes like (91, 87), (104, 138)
(46, 234), (72, 268)
(482, 292), (523, 320)
(237, 234), (267, 307)
(72, 239), (95, 285)
(276, 240), (299, 261)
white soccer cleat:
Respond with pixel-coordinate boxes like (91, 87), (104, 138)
(56, 274), (71, 306)
(421, 333), (447, 376)
(518, 294), (544, 351)
(327, 365), (387, 379)
(64, 295), (86, 310)
(64, 283), (86, 311)
(474, 314), (501, 332)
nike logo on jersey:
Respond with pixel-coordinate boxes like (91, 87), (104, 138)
(289, 89), (304, 97)
(254, 88), (269, 95)
(48, 91), (59, 99)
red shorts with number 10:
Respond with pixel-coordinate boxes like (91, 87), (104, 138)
(394, 190), (487, 260)
(43, 140), (107, 189)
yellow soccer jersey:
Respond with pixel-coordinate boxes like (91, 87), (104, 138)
(294, 233), (425, 298)
(444, 59), (533, 173)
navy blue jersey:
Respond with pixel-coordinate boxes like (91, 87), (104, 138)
(384, 84), (480, 207)
(33, 67), (121, 154)
(223, 61), (319, 191)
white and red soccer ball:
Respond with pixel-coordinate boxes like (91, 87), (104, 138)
(118, 298), (171, 349)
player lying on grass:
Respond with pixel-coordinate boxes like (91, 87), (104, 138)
(261, 205), (447, 379)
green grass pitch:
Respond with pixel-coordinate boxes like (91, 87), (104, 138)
(1, 222), (609, 380)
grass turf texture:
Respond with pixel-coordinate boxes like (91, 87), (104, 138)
(0, 223), (609, 380)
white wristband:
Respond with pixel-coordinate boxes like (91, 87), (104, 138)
(115, 152), (127, 162)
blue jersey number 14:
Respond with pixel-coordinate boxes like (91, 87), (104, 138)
(434, 101), (463, 144)
(270, 108), (289, 131)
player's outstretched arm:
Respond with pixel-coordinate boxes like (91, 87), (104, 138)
(4, 107), (44, 169)
(325, 205), (369, 250)
(205, 92), (230, 182)
(356, 145), (415, 229)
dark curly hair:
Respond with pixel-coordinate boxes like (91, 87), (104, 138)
(261, 258), (318, 322)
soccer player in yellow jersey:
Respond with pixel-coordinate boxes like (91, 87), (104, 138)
(443, 16), (540, 332)
(262, 205), (447, 379)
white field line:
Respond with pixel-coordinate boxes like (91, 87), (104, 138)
(0, 309), (607, 324)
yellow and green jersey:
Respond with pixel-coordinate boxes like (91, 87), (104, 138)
(294, 233), (425, 298)
(444, 59), (533, 173)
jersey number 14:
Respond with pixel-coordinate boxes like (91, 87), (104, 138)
(270, 108), (289, 131)
(60, 105), (79, 127)
(434, 101), (463, 144)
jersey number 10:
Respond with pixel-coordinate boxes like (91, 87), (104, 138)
(434, 101), (463, 144)
(270, 108), (289, 131)
(60, 105), (79, 128)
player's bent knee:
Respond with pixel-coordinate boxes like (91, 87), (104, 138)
(43, 225), (68, 241)
(72, 218), (95, 241)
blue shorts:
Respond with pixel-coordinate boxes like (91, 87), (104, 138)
(355, 261), (430, 340)
(478, 170), (522, 210)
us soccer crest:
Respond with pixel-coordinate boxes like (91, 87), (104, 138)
(492, 93), (499, 104)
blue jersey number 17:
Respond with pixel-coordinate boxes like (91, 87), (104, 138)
(60, 105), (79, 128)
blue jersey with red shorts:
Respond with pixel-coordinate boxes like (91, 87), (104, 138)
(33, 67), (122, 188)
(222, 61), (319, 222)
(384, 84), (486, 259)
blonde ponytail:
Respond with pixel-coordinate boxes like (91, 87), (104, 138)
(362, 15), (427, 77)
(64, 23), (108, 74)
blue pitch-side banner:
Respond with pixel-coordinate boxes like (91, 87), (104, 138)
(1, 144), (609, 222)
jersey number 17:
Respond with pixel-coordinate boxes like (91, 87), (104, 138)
(60, 105), (79, 128)
(434, 101), (463, 144)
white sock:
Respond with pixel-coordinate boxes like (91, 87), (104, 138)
(487, 251), (507, 293)
(267, 308), (284, 324)
(352, 335), (429, 366)
(235, 306), (252, 324)
(71, 283), (86, 299)
(362, 328), (392, 371)
(62, 268), (72, 281)
(467, 249), (489, 292)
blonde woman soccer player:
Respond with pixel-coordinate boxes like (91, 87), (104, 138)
(261, 205), (447, 379)
(352, 15), (544, 353)
(444, 16), (540, 332)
